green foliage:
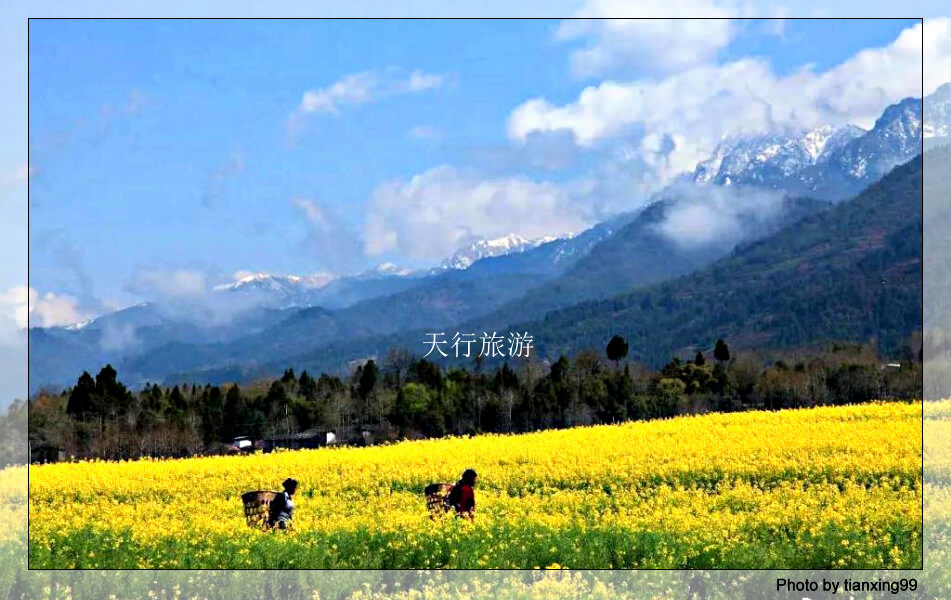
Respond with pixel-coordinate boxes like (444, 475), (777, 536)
(358, 360), (380, 400)
(26, 334), (920, 463)
(714, 340), (730, 363)
(65, 371), (95, 419)
(605, 335), (629, 367)
(397, 383), (431, 421)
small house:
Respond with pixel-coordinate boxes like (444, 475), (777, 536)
(263, 429), (337, 452)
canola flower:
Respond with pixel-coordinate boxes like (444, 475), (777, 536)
(24, 401), (924, 569)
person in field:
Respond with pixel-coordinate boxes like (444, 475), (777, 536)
(267, 477), (298, 530)
(444, 469), (477, 519)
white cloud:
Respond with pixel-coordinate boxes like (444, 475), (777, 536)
(131, 269), (208, 299)
(31, 288), (91, 328)
(299, 71), (379, 115)
(509, 19), (937, 183)
(0, 286), (30, 331)
(406, 70), (444, 93)
(556, 0), (737, 78)
(924, 17), (951, 95)
(290, 68), (444, 132)
(653, 183), (786, 248)
(363, 166), (593, 260)
(0, 286), (90, 333)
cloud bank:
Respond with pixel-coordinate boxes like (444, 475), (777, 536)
(557, 0), (739, 78)
(363, 166), (593, 261)
(652, 183), (788, 248)
(0, 285), (91, 335)
(509, 19), (939, 185)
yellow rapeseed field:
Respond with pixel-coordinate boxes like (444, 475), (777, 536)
(24, 401), (923, 569)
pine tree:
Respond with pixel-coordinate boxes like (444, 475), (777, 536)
(66, 371), (96, 420)
(299, 371), (317, 401)
(606, 335), (629, 368)
(358, 360), (379, 400)
(714, 339), (731, 363)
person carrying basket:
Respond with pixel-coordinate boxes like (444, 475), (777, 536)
(426, 469), (477, 520)
(267, 478), (298, 530)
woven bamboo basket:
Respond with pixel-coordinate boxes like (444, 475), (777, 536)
(424, 482), (453, 516)
(241, 490), (278, 528)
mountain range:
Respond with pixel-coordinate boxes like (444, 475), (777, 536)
(28, 90), (940, 393)
(526, 154), (923, 365)
(437, 233), (568, 271)
(207, 152), (921, 385)
(925, 83), (951, 142)
(690, 93), (927, 200)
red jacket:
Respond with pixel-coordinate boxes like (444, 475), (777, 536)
(447, 482), (475, 515)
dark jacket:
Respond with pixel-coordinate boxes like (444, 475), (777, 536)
(268, 491), (294, 528)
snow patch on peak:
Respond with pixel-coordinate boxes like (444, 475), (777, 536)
(440, 233), (573, 270)
(214, 272), (335, 293)
(64, 318), (96, 331)
(925, 82), (951, 139)
(354, 262), (416, 279)
(801, 124), (857, 162)
(688, 95), (925, 200)
(374, 262), (414, 276)
(691, 123), (866, 189)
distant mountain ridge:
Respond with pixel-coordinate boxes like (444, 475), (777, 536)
(690, 93), (931, 199)
(28, 219), (624, 392)
(255, 153), (922, 381)
(212, 272), (335, 308)
(692, 124), (864, 186)
(925, 83), (951, 140)
(438, 233), (570, 271)
(206, 234), (578, 310)
(28, 90), (941, 393)
(526, 154), (923, 365)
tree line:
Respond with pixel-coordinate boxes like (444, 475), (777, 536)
(24, 337), (922, 463)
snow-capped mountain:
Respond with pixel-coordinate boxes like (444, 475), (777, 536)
(925, 83), (951, 141)
(439, 233), (570, 270)
(355, 262), (416, 279)
(817, 96), (922, 185)
(213, 266), (420, 309)
(213, 272), (335, 295)
(212, 273), (331, 308)
(692, 124), (864, 187)
(691, 95), (926, 199)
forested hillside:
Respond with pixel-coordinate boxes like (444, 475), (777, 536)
(522, 155), (922, 365)
(467, 194), (831, 331)
(923, 144), (951, 397)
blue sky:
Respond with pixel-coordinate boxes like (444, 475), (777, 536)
(1, 3), (949, 406)
(24, 17), (929, 314)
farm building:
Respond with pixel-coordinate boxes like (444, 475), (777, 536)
(262, 429), (337, 452)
